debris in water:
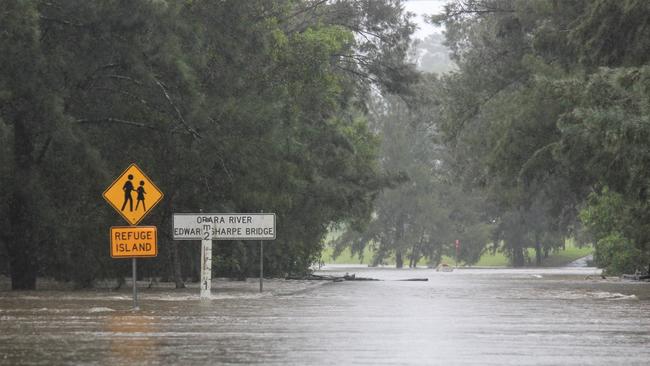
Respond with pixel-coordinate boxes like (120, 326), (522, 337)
(88, 307), (115, 313)
(396, 278), (428, 281)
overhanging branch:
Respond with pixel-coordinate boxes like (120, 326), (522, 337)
(153, 77), (201, 140)
(76, 118), (158, 130)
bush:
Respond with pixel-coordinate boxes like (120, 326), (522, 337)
(594, 232), (646, 275)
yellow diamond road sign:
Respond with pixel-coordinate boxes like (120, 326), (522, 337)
(103, 163), (163, 226)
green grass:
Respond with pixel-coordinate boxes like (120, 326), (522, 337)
(320, 246), (375, 265)
(320, 241), (593, 267)
(464, 252), (510, 267)
(534, 244), (593, 267)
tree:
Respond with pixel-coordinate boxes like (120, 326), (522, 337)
(333, 75), (491, 268)
(557, 67), (650, 274)
(0, 0), (419, 288)
(430, 0), (578, 266)
(429, 0), (650, 272)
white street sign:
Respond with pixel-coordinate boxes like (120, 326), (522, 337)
(173, 213), (276, 241)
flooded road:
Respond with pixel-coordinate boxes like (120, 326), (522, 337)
(1, 267), (649, 365)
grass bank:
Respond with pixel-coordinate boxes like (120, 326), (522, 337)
(320, 241), (593, 267)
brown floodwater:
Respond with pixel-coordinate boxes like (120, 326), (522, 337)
(1, 267), (649, 365)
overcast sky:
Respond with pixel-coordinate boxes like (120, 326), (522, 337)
(403, 0), (447, 40)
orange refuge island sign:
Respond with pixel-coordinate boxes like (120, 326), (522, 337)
(103, 163), (163, 225)
(110, 226), (158, 258)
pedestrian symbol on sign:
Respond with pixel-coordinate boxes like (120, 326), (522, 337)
(136, 180), (147, 211)
(121, 174), (135, 212)
(103, 163), (163, 225)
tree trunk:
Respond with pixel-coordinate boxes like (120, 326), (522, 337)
(491, 232), (500, 255)
(410, 235), (424, 268)
(159, 184), (184, 288)
(395, 250), (403, 269)
(409, 243), (417, 268)
(394, 215), (405, 269)
(8, 112), (38, 290)
(434, 246), (442, 267)
(171, 240), (185, 289)
(512, 246), (525, 267)
(535, 234), (542, 266)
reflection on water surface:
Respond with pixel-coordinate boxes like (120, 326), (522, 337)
(1, 267), (649, 365)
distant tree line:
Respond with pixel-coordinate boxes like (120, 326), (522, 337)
(428, 0), (650, 274)
(334, 0), (650, 275)
(0, 0), (418, 289)
(331, 81), (493, 268)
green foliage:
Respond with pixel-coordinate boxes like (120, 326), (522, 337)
(0, 0), (417, 288)
(332, 81), (492, 268)
(431, 1), (581, 266)
(594, 233), (645, 276)
(580, 188), (650, 275)
(429, 0), (650, 272)
(569, 0), (650, 68)
(323, 238), (592, 267)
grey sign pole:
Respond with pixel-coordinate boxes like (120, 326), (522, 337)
(260, 211), (264, 292)
(132, 258), (139, 310)
(260, 240), (264, 292)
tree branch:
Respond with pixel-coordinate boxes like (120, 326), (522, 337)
(35, 135), (53, 164)
(105, 74), (143, 85)
(153, 77), (201, 140)
(334, 64), (380, 85)
(276, 0), (329, 23)
(39, 15), (86, 27)
(91, 86), (149, 107)
(76, 118), (157, 130)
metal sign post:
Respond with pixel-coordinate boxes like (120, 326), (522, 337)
(260, 240), (264, 292)
(109, 226), (158, 309)
(132, 258), (139, 310)
(260, 211), (264, 293)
